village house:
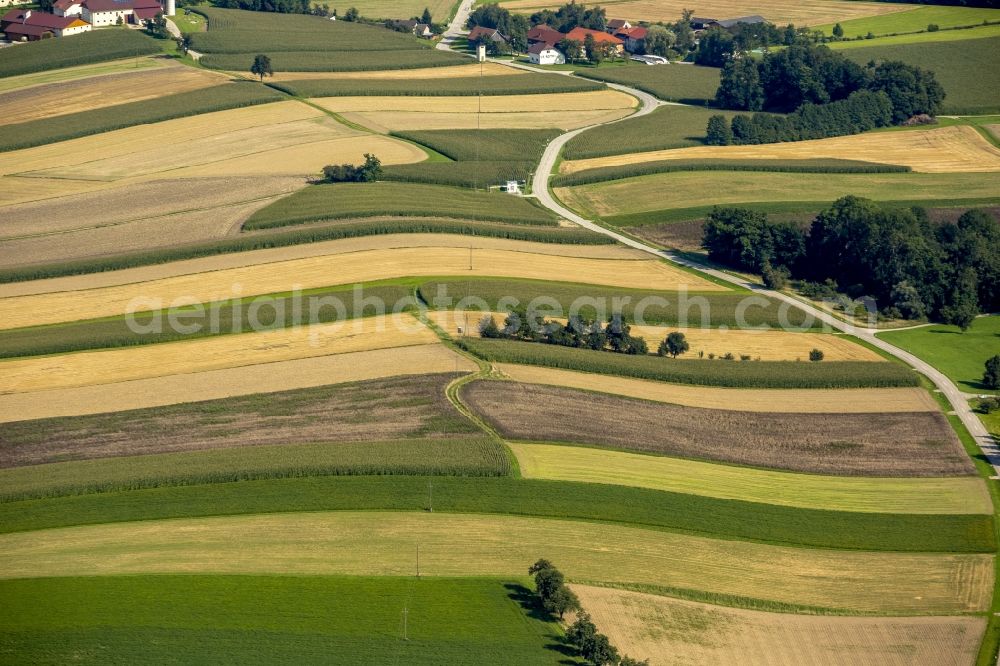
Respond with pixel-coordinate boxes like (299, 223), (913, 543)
(1, 8), (90, 40)
(565, 26), (624, 55)
(388, 18), (433, 38)
(80, 0), (168, 27)
(615, 25), (647, 53)
(467, 25), (508, 46)
(713, 15), (766, 29)
(605, 18), (630, 33)
(527, 24), (563, 46)
(527, 41), (565, 65)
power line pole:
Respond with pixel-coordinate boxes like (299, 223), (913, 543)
(428, 480), (433, 512)
(402, 606), (409, 641)
(416, 544), (420, 578)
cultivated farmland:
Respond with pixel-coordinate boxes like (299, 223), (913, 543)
(0, 57), (163, 94)
(560, 125), (1000, 175)
(509, 443), (991, 514)
(573, 585), (985, 666)
(495, 364), (938, 413)
(0, 29), (161, 78)
(272, 74), (605, 97)
(0, 345), (474, 423)
(0, 511), (989, 614)
(816, 5), (1000, 37)
(577, 64), (720, 105)
(324, 0), (456, 20)
(462, 381), (969, 476)
(265, 62), (520, 81)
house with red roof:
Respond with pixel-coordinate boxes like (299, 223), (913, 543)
(527, 24), (563, 46)
(615, 25), (647, 53)
(564, 26), (624, 55)
(467, 25), (508, 45)
(605, 18), (631, 33)
(1, 8), (90, 40)
(82, 0), (166, 27)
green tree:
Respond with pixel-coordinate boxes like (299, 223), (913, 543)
(705, 115), (732, 145)
(566, 613), (598, 649)
(144, 13), (170, 39)
(559, 38), (583, 63)
(643, 24), (674, 57)
(584, 33), (603, 64)
(358, 153), (382, 181)
(716, 57), (764, 111)
(983, 355), (1000, 390)
(544, 585), (581, 620)
(344, 6), (359, 21)
(421, 6), (432, 24)
(659, 331), (689, 358)
(583, 633), (620, 666)
(672, 9), (695, 53)
(832, 23), (844, 38)
(809, 348), (824, 362)
(528, 558), (555, 575)
(867, 60), (945, 123)
(479, 315), (501, 338)
(890, 281), (926, 320)
(533, 567), (564, 601)
(619, 659), (650, 666)
(178, 33), (193, 54)
(250, 54), (272, 82)
(694, 27), (734, 67)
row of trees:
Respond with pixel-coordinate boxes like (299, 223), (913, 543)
(480, 309), (650, 355)
(529, 560), (647, 666)
(701, 199), (1000, 327)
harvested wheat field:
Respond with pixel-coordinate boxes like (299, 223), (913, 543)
(340, 108), (637, 132)
(265, 63), (520, 81)
(0, 315), (438, 394)
(561, 125), (1000, 175)
(0, 63), (226, 126)
(510, 443), (992, 514)
(0, 372), (472, 465)
(434, 311), (880, 361)
(463, 382), (972, 476)
(0, 234), (645, 298)
(0, 175), (107, 208)
(0, 248), (719, 330)
(495, 364), (937, 413)
(0, 512), (989, 613)
(572, 585), (985, 666)
(0, 344), (472, 424)
(500, 0), (908, 27)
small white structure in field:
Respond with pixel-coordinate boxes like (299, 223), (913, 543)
(504, 180), (521, 194)
(476, 42), (486, 62)
(528, 42), (565, 65)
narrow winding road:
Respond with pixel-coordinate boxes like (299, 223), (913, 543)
(437, 0), (475, 51)
(526, 75), (1000, 476)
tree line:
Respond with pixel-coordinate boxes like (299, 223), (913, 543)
(701, 198), (999, 328)
(529, 559), (647, 666)
(479, 308), (649, 355)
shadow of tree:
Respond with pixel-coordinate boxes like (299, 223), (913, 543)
(503, 583), (584, 664)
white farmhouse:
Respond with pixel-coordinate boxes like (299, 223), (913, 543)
(528, 42), (565, 66)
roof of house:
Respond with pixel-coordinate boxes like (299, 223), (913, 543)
(716, 15), (766, 28)
(468, 25), (506, 41)
(527, 25), (563, 41)
(690, 17), (717, 25)
(414, 22), (431, 32)
(565, 27), (623, 44)
(617, 26), (647, 39)
(53, 0), (82, 9)
(3, 22), (54, 35)
(84, 0), (161, 12)
(527, 41), (560, 54)
(133, 6), (159, 19)
(1, 9), (75, 29)
(606, 19), (629, 29)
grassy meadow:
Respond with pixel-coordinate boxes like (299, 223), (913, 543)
(878, 316), (1000, 394)
(818, 6), (1000, 37)
(0, 576), (568, 665)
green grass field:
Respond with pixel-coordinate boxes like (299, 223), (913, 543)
(827, 22), (1000, 48)
(244, 182), (557, 229)
(878, 316), (1000, 394)
(557, 171), (1000, 221)
(0, 575), (569, 665)
(0, 29), (161, 78)
(576, 64), (720, 105)
(417, 278), (826, 329)
(817, 6), (1000, 38)
(202, 49), (468, 72)
(272, 74), (603, 97)
(324, 0), (456, 21)
(458, 338), (918, 389)
(170, 7), (207, 33)
(839, 36), (1000, 115)
(562, 106), (738, 160)
(0, 82), (284, 153)
(0, 475), (991, 553)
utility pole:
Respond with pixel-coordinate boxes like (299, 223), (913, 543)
(402, 606), (409, 641)
(469, 246), (473, 271)
(416, 544), (420, 578)
(428, 480), (433, 512)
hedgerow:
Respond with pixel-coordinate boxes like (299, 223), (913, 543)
(458, 338), (919, 388)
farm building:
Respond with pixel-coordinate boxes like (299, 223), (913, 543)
(468, 25), (508, 45)
(1, 9), (90, 40)
(527, 24), (563, 46)
(388, 18), (433, 38)
(53, 0), (173, 26)
(615, 26), (647, 53)
(528, 42), (565, 65)
(606, 19), (631, 33)
(565, 27), (624, 55)
(713, 15), (767, 29)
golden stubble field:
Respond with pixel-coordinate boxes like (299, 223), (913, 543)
(264, 62), (520, 81)
(0, 316), (439, 393)
(561, 125), (1000, 175)
(495, 363), (938, 413)
(572, 585), (985, 666)
(0, 61), (227, 126)
(0, 243), (722, 330)
(311, 90), (638, 132)
(499, 0), (909, 27)
(0, 511), (990, 613)
(0, 344), (473, 423)
(431, 310), (881, 361)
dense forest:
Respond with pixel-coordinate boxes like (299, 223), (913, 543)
(702, 199), (999, 327)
